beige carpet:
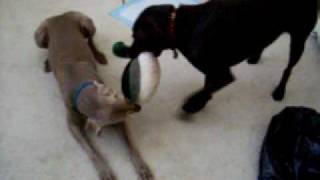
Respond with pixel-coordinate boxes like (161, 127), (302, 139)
(0, 0), (319, 180)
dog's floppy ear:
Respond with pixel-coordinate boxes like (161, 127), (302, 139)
(72, 12), (96, 38)
(34, 20), (49, 48)
(80, 15), (96, 38)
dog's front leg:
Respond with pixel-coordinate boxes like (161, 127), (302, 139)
(116, 122), (154, 180)
(67, 111), (116, 180)
(183, 70), (235, 113)
(88, 37), (108, 65)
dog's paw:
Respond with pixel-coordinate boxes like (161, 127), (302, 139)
(272, 87), (285, 101)
(138, 165), (154, 180)
(183, 92), (211, 113)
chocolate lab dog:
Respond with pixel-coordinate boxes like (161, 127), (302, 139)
(118, 0), (318, 113)
(35, 11), (153, 180)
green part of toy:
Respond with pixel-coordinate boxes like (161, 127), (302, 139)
(113, 41), (128, 57)
(122, 59), (141, 103)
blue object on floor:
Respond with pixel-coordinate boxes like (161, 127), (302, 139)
(110, 0), (201, 27)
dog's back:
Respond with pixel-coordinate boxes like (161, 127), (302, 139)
(187, 0), (318, 70)
(46, 13), (95, 65)
(201, 0), (317, 59)
(35, 12), (99, 102)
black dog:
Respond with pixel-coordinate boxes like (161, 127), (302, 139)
(119, 0), (318, 113)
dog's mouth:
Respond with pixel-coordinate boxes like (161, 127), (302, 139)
(151, 50), (162, 57)
(114, 41), (162, 59)
(130, 48), (162, 59)
(131, 104), (141, 112)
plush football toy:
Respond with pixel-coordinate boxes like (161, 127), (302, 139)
(121, 52), (161, 104)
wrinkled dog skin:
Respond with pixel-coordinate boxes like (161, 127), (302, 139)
(119, 0), (318, 113)
(35, 11), (153, 180)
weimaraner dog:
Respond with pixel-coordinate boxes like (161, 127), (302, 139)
(35, 11), (154, 180)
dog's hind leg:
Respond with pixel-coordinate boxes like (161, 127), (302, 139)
(273, 3), (318, 101)
(272, 35), (307, 101)
(67, 111), (116, 180)
(88, 37), (108, 65)
(183, 70), (234, 113)
(116, 122), (154, 180)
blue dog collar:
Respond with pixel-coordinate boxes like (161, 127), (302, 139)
(72, 81), (95, 112)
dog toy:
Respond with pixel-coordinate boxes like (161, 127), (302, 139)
(113, 41), (128, 57)
(122, 52), (161, 104)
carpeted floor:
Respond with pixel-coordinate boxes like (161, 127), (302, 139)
(0, 0), (319, 180)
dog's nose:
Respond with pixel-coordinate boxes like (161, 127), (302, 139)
(126, 104), (141, 115)
(133, 104), (141, 112)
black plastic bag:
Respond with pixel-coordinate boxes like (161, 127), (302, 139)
(259, 107), (320, 180)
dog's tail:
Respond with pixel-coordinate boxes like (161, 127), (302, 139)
(67, 111), (116, 180)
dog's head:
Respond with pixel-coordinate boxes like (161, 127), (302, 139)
(34, 11), (96, 48)
(84, 81), (141, 135)
(121, 5), (176, 58)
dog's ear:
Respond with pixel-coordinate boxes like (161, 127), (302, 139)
(80, 16), (96, 38)
(35, 20), (49, 48)
(72, 12), (96, 38)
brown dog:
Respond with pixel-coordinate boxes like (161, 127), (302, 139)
(35, 11), (154, 180)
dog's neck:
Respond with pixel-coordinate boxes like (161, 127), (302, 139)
(73, 82), (99, 117)
(72, 81), (93, 112)
(174, 4), (208, 57)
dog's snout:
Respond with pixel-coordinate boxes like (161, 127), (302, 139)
(133, 104), (141, 112)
